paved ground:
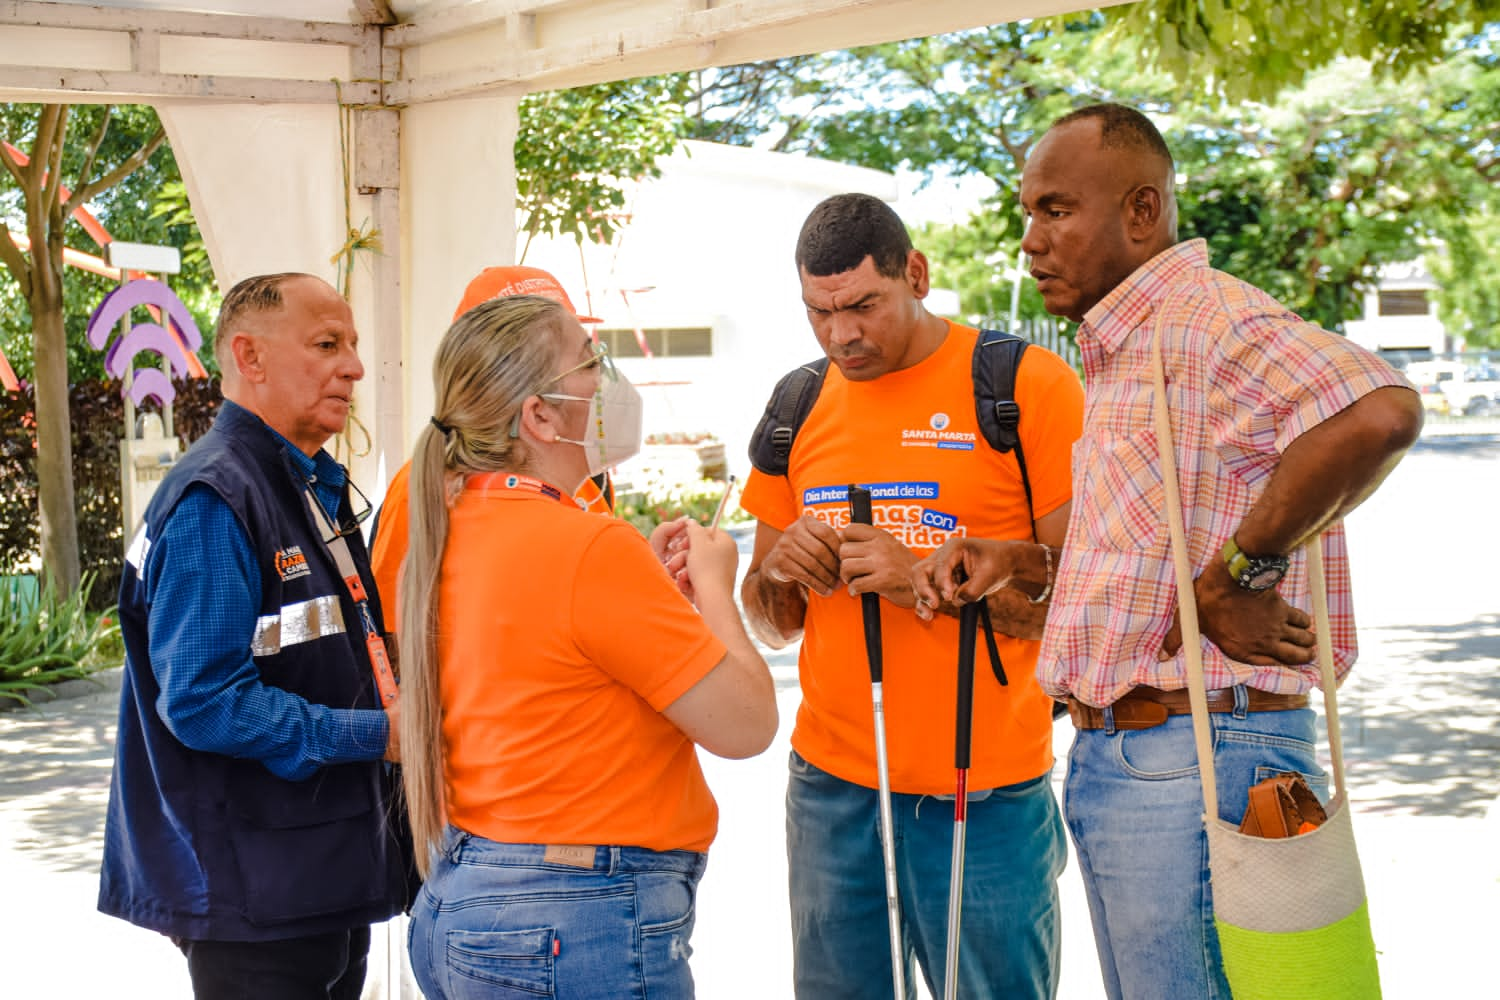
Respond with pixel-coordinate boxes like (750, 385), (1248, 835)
(1, 431), (1495, 998)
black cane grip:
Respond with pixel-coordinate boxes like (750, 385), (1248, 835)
(956, 600), (979, 770)
(848, 485), (873, 526)
(847, 485), (883, 683)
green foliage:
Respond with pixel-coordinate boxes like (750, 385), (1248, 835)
(1431, 209), (1500, 348)
(689, 20), (1172, 329)
(0, 572), (118, 707)
(0, 104), (218, 383)
(1172, 56), (1483, 329)
(675, 57), (854, 151)
(0, 377), (224, 605)
(0, 382), (36, 568)
(915, 213), (1046, 328)
(678, 18), (1500, 335)
(1098, 0), (1500, 102)
(617, 478), (744, 537)
(516, 77), (685, 258)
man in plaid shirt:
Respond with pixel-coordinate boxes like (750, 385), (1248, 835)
(913, 103), (1422, 999)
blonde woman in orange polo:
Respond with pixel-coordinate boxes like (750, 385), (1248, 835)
(398, 295), (777, 999)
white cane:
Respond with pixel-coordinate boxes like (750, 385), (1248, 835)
(848, 484), (906, 1000)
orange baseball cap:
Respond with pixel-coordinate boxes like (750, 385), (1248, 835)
(452, 265), (602, 323)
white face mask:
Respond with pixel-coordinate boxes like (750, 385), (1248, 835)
(543, 372), (644, 478)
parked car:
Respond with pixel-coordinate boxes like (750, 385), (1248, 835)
(1456, 377), (1500, 417)
(1405, 359), (1500, 416)
(1404, 360), (1465, 414)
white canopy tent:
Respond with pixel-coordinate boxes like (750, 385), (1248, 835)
(0, 0), (1091, 486)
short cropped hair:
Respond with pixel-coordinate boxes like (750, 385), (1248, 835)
(1054, 103), (1175, 173)
(795, 193), (912, 280)
(213, 272), (312, 371)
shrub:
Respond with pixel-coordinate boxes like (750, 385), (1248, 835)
(0, 573), (120, 707)
(0, 377), (222, 608)
(617, 476), (743, 536)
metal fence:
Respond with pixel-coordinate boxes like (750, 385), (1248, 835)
(982, 314), (1081, 370)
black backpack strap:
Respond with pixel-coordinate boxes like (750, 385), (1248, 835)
(973, 329), (1044, 696)
(748, 357), (831, 476)
(973, 329), (1032, 523)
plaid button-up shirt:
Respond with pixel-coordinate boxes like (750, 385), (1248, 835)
(1038, 240), (1410, 707)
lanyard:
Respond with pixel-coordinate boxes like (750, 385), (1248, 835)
(466, 471), (584, 509)
(300, 484), (398, 708)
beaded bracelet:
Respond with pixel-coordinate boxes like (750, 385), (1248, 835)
(1030, 544), (1054, 605)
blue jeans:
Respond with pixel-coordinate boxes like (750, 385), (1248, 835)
(786, 751), (1066, 1000)
(1063, 702), (1327, 1000)
(408, 828), (708, 999)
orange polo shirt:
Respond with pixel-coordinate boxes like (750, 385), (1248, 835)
(436, 476), (726, 853)
(371, 460), (612, 623)
(740, 322), (1084, 794)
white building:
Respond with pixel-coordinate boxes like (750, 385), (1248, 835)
(522, 140), (904, 484)
(1344, 259), (1459, 360)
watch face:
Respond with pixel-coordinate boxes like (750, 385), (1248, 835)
(1246, 566), (1285, 591)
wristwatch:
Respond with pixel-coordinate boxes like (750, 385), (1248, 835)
(1221, 537), (1289, 592)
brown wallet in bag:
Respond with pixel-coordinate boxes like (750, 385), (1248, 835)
(1239, 772), (1329, 838)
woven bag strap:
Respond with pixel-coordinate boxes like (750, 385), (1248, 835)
(1148, 312), (1346, 822)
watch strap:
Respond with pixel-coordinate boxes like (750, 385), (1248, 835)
(1222, 537), (1253, 582)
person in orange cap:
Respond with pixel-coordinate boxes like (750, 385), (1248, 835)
(369, 266), (614, 620)
(397, 294), (776, 997)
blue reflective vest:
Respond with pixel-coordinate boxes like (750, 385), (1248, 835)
(99, 402), (409, 941)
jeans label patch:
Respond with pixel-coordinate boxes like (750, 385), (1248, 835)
(543, 844), (597, 868)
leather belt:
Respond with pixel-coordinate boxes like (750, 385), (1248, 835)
(1066, 685), (1309, 732)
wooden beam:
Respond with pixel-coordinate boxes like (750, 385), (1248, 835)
(389, 0), (865, 103)
(353, 0), (398, 25)
(130, 28), (161, 76)
(0, 1), (368, 45)
(0, 63), (379, 104)
(385, 0), (576, 48)
(388, 0), (1092, 104)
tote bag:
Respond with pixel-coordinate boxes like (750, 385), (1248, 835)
(1149, 318), (1382, 999)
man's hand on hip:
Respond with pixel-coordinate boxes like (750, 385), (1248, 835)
(1160, 564), (1316, 666)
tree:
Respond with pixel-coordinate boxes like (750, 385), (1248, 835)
(1173, 57), (1486, 331)
(1099, 0), (1500, 102)
(674, 55), (890, 151)
(515, 76), (685, 261)
(678, 16), (1500, 335)
(0, 105), (168, 592)
(1432, 209), (1500, 348)
(0, 112), (217, 385)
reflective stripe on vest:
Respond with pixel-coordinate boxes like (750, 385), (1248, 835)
(250, 595), (347, 656)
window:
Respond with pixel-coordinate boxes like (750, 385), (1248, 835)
(1377, 289), (1429, 316)
(598, 327), (713, 358)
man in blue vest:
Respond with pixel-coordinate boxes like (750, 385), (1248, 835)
(99, 273), (410, 999)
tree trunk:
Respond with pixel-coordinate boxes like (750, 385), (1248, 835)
(29, 282), (80, 593)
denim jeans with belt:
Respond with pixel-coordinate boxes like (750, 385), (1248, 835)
(408, 828), (708, 999)
(786, 750), (1066, 1000)
(1063, 699), (1326, 1000)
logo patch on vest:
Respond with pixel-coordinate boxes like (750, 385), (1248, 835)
(274, 545), (311, 581)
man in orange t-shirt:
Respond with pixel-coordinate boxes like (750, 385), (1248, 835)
(369, 266), (612, 618)
(740, 194), (1084, 999)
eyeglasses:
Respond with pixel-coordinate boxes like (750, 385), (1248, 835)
(550, 339), (618, 386)
(509, 340), (617, 438)
(301, 469), (373, 542)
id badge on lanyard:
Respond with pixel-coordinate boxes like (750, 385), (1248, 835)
(302, 488), (399, 707)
